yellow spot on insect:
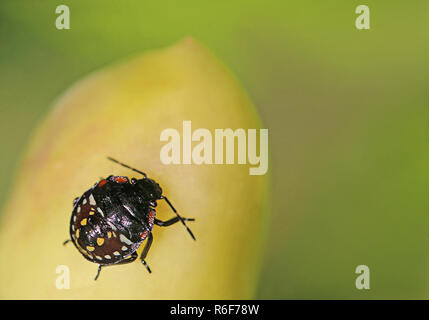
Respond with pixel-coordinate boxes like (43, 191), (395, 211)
(107, 231), (112, 238)
(76, 229), (80, 238)
(86, 246), (95, 252)
(81, 218), (87, 226)
(97, 238), (104, 246)
(89, 211), (95, 215)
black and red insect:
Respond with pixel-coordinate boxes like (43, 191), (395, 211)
(64, 157), (195, 280)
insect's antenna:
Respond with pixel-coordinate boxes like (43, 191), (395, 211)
(107, 157), (147, 178)
(161, 196), (196, 240)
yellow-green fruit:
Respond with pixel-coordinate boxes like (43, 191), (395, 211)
(0, 38), (269, 299)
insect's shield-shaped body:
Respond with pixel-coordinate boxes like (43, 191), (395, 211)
(69, 176), (158, 266)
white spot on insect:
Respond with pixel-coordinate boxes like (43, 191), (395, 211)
(77, 206), (81, 213)
(87, 255), (94, 260)
(121, 246), (128, 251)
(104, 255), (112, 259)
(73, 215), (77, 222)
(113, 251), (120, 256)
(119, 234), (133, 245)
(89, 194), (96, 206)
(71, 225), (75, 232)
(95, 256), (102, 261)
(97, 207), (104, 217)
(107, 221), (117, 231)
(82, 198), (87, 205)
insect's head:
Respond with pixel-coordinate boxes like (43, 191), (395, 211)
(134, 178), (163, 200)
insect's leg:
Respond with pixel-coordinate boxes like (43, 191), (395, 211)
(160, 196), (196, 240)
(107, 157), (147, 178)
(94, 265), (103, 281)
(63, 239), (71, 246)
(155, 216), (195, 227)
(139, 232), (153, 273)
(94, 252), (139, 281)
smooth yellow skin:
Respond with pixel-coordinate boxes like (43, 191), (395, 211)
(0, 38), (269, 299)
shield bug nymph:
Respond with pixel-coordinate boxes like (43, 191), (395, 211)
(64, 157), (195, 280)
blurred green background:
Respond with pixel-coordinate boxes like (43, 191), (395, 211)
(1, 0), (429, 299)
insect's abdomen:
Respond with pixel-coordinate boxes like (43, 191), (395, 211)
(69, 189), (144, 265)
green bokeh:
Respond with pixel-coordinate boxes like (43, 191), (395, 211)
(1, 0), (429, 299)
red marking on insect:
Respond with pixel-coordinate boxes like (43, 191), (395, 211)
(148, 210), (155, 225)
(98, 179), (108, 187)
(114, 176), (128, 183)
(140, 230), (149, 240)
